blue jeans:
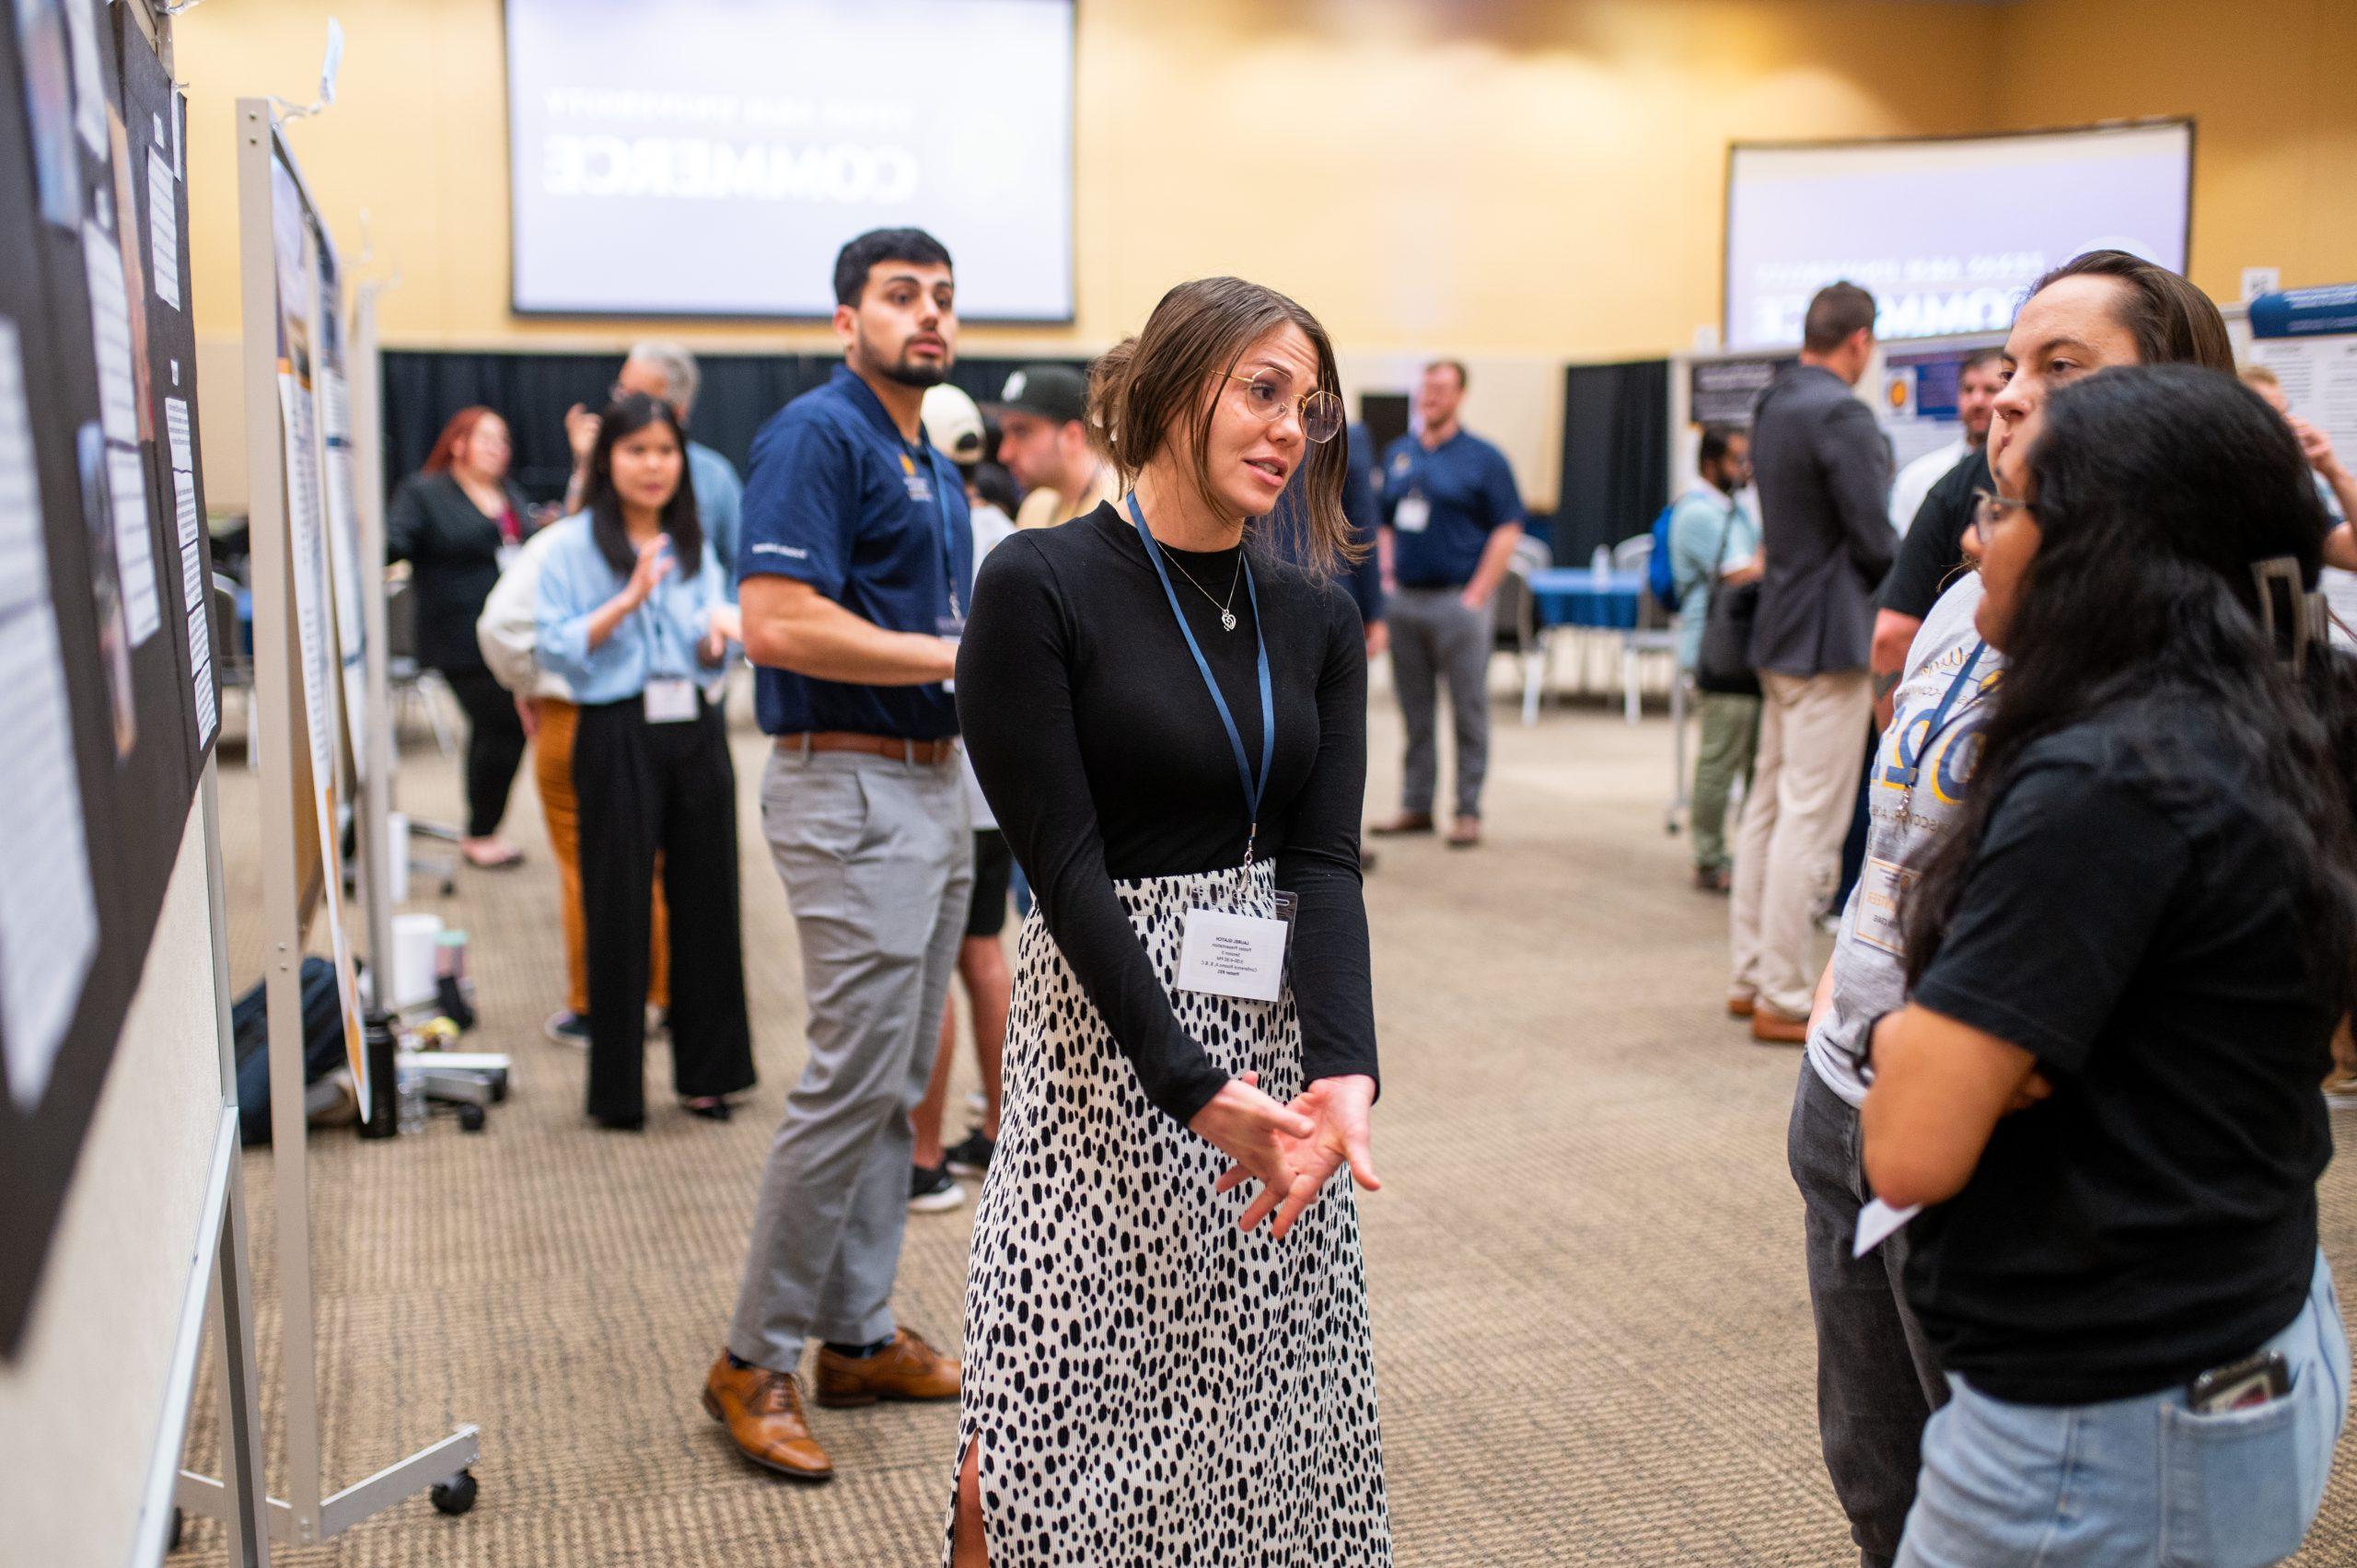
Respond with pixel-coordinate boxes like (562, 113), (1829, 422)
(1898, 1249), (2349, 1568)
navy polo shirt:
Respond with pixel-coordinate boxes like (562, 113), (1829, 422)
(1376, 429), (1523, 587)
(737, 366), (972, 739)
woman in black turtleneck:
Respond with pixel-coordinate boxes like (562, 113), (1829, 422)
(941, 277), (1389, 1567)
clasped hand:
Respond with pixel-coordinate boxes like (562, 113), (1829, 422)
(1189, 1072), (1380, 1241)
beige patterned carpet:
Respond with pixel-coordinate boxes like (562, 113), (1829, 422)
(175, 677), (2357, 1565)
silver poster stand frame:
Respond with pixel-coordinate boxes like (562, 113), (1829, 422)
(173, 99), (478, 1549)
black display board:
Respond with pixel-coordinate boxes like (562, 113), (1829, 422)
(0, 0), (216, 1359)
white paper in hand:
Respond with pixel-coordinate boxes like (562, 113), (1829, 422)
(1852, 1198), (1922, 1259)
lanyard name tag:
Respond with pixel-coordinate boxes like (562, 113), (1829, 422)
(1177, 908), (1289, 1003)
(644, 678), (697, 724)
(939, 634), (959, 694)
(1853, 855), (1913, 958)
(1393, 494), (1432, 533)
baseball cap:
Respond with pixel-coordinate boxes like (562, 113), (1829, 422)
(921, 383), (986, 465)
(996, 364), (1088, 426)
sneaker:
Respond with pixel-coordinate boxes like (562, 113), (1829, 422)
(2324, 1068), (2357, 1109)
(545, 1009), (589, 1049)
(945, 1128), (995, 1178)
(908, 1163), (965, 1214)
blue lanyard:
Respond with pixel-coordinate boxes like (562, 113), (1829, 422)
(1127, 494), (1274, 865)
(638, 539), (681, 680)
(1897, 640), (1985, 788)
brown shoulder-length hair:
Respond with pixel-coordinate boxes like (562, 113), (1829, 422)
(1087, 276), (1360, 575)
(423, 406), (506, 475)
(2034, 250), (2234, 373)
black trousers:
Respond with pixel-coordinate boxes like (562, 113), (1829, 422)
(573, 693), (755, 1123)
(440, 665), (528, 839)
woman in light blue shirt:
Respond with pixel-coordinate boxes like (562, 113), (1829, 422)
(536, 393), (752, 1131)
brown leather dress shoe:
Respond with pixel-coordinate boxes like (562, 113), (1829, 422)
(1446, 816), (1481, 849)
(1367, 812), (1436, 836)
(1727, 992), (1757, 1019)
(814, 1329), (962, 1408)
(1750, 1005), (1808, 1046)
(703, 1354), (834, 1482)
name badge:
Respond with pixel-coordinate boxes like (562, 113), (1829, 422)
(1393, 494), (1432, 534)
(1176, 908), (1289, 1004)
(644, 678), (698, 724)
(904, 471), (935, 504)
(1853, 855), (1914, 957)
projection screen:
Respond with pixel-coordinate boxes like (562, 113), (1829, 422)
(505, 0), (1075, 320)
(1724, 122), (2192, 353)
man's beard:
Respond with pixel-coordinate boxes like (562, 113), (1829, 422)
(879, 354), (949, 389)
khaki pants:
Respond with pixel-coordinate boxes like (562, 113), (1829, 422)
(532, 696), (668, 1017)
(1730, 669), (1871, 1017)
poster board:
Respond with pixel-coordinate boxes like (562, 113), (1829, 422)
(263, 140), (368, 1119)
(0, 0), (219, 1361)
(2248, 286), (2357, 467)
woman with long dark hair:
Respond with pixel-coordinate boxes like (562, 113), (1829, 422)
(1860, 365), (2353, 1564)
(535, 394), (754, 1131)
(388, 406), (534, 867)
(946, 278), (1388, 1564)
(1788, 250), (2235, 1568)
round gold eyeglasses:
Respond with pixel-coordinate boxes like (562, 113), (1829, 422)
(1225, 371), (1344, 444)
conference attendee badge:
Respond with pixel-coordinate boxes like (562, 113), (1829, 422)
(1393, 494), (1432, 534)
(1853, 856), (1913, 958)
(1178, 908), (1288, 1004)
(937, 613), (963, 694)
(1125, 492), (1291, 1006)
(644, 677), (697, 724)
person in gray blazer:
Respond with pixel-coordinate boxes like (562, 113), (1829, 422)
(1729, 282), (1893, 1043)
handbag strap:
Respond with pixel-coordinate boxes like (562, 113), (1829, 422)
(1701, 493), (1744, 617)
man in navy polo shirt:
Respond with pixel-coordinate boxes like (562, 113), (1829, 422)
(703, 227), (972, 1484)
(1371, 360), (1524, 849)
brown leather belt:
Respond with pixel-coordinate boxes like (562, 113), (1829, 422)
(775, 731), (958, 765)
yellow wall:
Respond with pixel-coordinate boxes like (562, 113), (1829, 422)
(174, 0), (2000, 361)
(1995, 0), (2357, 304)
(169, 1), (2357, 505)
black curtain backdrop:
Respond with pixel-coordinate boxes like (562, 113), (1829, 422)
(379, 350), (1091, 505)
(1555, 359), (1671, 566)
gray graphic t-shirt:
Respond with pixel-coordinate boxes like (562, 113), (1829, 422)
(1806, 575), (2002, 1108)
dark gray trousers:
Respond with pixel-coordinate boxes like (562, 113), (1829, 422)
(1788, 1063), (1948, 1568)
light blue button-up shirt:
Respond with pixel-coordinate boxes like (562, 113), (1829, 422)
(688, 440), (745, 586)
(534, 514), (730, 704)
(1666, 483), (1759, 671)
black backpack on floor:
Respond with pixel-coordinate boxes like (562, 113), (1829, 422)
(231, 957), (355, 1145)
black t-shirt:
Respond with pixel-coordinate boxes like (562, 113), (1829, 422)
(955, 503), (1377, 1126)
(1902, 699), (2336, 1405)
(1877, 448), (1990, 621)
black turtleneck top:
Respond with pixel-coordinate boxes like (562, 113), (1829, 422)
(954, 501), (1378, 1125)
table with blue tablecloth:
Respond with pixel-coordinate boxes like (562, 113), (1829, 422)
(1528, 568), (1645, 629)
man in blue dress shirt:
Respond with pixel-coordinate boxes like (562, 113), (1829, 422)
(1370, 361), (1524, 849)
(703, 229), (973, 1484)
(563, 342), (747, 579)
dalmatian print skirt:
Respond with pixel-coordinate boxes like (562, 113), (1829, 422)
(943, 862), (1390, 1566)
